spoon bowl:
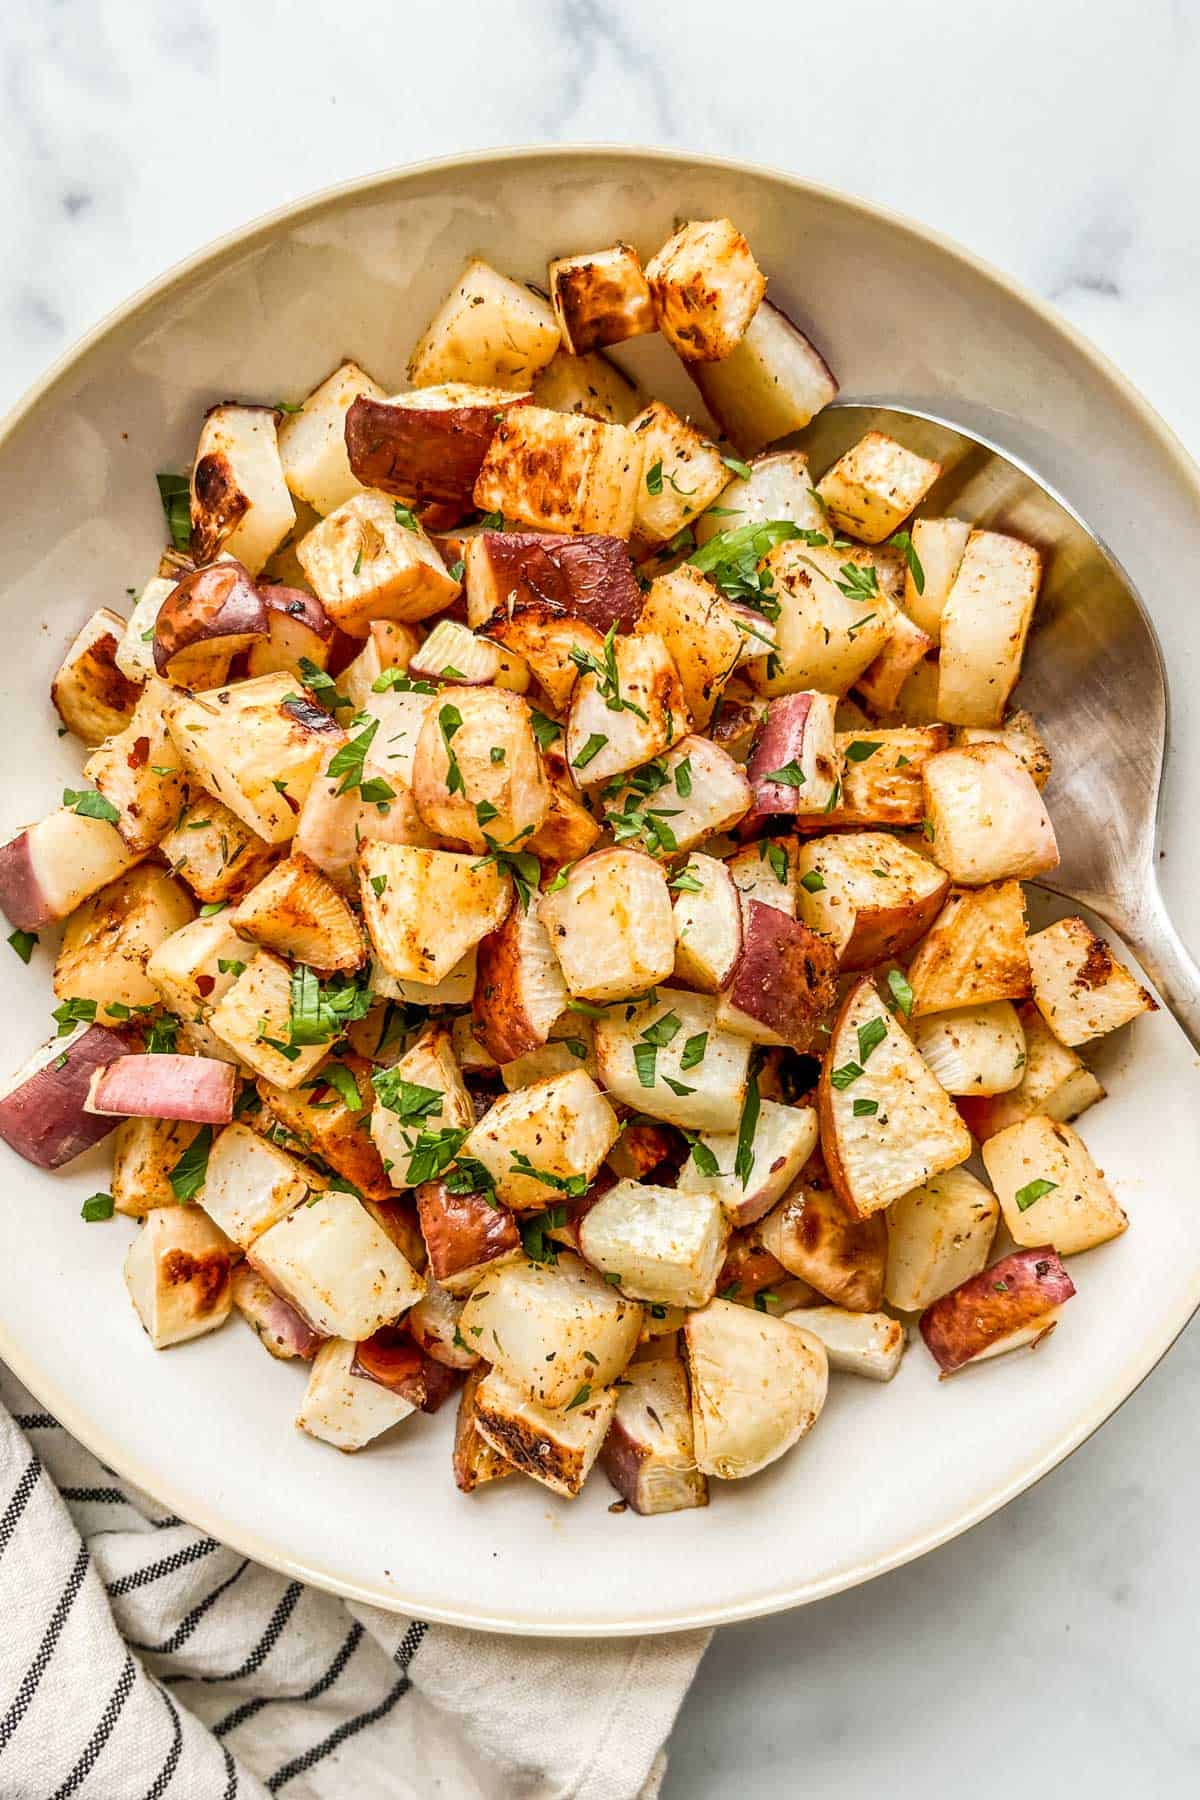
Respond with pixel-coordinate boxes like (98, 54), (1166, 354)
(798, 402), (1200, 1050)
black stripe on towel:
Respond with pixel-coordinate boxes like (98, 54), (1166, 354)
(221, 1743), (239, 1799)
(49, 1650), (137, 1800)
(198, 1580), (303, 1684)
(0, 1456), (41, 1559)
(394, 1620), (428, 1672)
(13, 1413), (58, 1431)
(141, 1683), (183, 1800)
(129, 1559), (252, 1657)
(106, 1538), (220, 1596)
(213, 1620), (365, 1739)
(265, 1674), (412, 1792)
(0, 1542), (90, 1752)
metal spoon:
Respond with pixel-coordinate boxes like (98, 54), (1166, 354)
(796, 402), (1200, 1052)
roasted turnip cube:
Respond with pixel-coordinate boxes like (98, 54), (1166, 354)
(344, 383), (528, 512)
(957, 1002), (1105, 1144)
(334, 619), (422, 712)
(758, 1168), (887, 1310)
(672, 853), (743, 993)
(813, 726), (950, 830)
(923, 744), (1058, 885)
(473, 901), (568, 1063)
(473, 1365), (618, 1498)
(914, 1001), (1027, 1096)
(160, 798), (277, 906)
(230, 851), (365, 972)
(202, 1120), (314, 1246)
(111, 1115), (204, 1216)
(0, 807), (142, 934)
(818, 976), (972, 1219)
(795, 831), (949, 969)
(207, 950), (331, 1088)
(693, 450), (825, 546)
(532, 347), (642, 425)
(276, 359), (385, 515)
(884, 1166), (1000, 1312)
(548, 243), (655, 355)
(749, 541), (893, 698)
(51, 608), (140, 746)
(983, 1114), (1127, 1256)
(411, 686), (549, 851)
(407, 619), (529, 693)
(114, 578), (181, 686)
(955, 709), (1051, 789)
(499, 1024), (597, 1090)
(901, 517), (971, 643)
(359, 843), (512, 986)
(816, 432), (941, 545)
(190, 403), (295, 574)
(907, 880), (1030, 1016)
(645, 218), (765, 361)
(595, 989), (751, 1132)
(369, 1024), (474, 1191)
(85, 1053), (235, 1124)
(54, 864), (194, 1021)
(716, 903), (838, 1050)
(684, 1298), (827, 1478)
(246, 585), (337, 681)
(124, 1205), (233, 1350)
(603, 737), (751, 857)
(297, 1336), (415, 1450)
(0, 1021), (135, 1169)
(416, 1179), (523, 1296)
(407, 1277), (478, 1371)
(295, 704), (435, 896)
(259, 1057), (391, 1203)
(231, 1263), (324, 1360)
(855, 608), (934, 717)
(684, 299), (837, 454)
(634, 564), (769, 728)
(408, 258), (560, 389)
(371, 948), (478, 1010)
(629, 401), (731, 549)
(453, 1365), (518, 1490)
(165, 671), (344, 844)
(296, 490), (460, 635)
(599, 1354), (707, 1515)
(726, 838), (798, 918)
(83, 678), (188, 852)
(788, 1305), (905, 1381)
(145, 912), (250, 1059)
(473, 406), (642, 538)
(539, 848), (675, 1002)
(465, 529), (643, 636)
(746, 691), (840, 819)
(565, 630), (688, 784)
(938, 530), (1042, 727)
(919, 1246), (1075, 1375)
(459, 1251), (640, 1408)
(1026, 916), (1155, 1046)
(150, 561), (268, 684)
(677, 1099), (817, 1228)
(461, 1069), (619, 1210)
(578, 1180), (729, 1308)
(250, 1188), (423, 1339)
(527, 760), (602, 866)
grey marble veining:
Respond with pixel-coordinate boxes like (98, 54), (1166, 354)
(1, 2), (1198, 1794)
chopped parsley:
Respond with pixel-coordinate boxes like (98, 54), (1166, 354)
(438, 704), (465, 796)
(734, 1064), (761, 1188)
(760, 760), (805, 788)
(571, 732), (608, 770)
(569, 624), (648, 721)
(844, 740), (883, 763)
(62, 787), (119, 825)
(1015, 1177), (1058, 1213)
(155, 472), (191, 551)
(168, 1126), (212, 1202)
(81, 1192), (115, 1222)
(287, 966), (372, 1046)
(885, 968), (914, 1018)
(6, 929), (37, 963)
(889, 529), (926, 595)
(721, 453), (753, 480)
(800, 870), (825, 894)
(530, 709), (562, 750)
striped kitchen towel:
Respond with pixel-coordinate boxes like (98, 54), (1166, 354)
(0, 1367), (708, 1799)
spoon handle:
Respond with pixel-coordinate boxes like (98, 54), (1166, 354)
(1109, 876), (1200, 1056)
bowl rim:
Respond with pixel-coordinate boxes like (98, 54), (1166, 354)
(3, 144), (1199, 1637)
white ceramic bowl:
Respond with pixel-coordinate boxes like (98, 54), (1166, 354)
(2, 148), (1198, 1637)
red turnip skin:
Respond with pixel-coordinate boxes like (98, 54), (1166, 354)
(230, 1264), (324, 1361)
(345, 388), (530, 508)
(720, 902), (839, 1050)
(351, 1327), (462, 1413)
(153, 559), (268, 677)
(246, 585), (336, 677)
(84, 1054), (236, 1124)
(747, 693), (815, 816)
(0, 1022), (137, 1168)
(465, 531), (644, 634)
(919, 1246), (1076, 1375)
(415, 1179), (522, 1293)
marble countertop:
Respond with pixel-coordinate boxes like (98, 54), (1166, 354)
(2, 0), (1197, 1793)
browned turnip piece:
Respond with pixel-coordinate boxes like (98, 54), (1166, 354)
(54, 864), (195, 1021)
(159, 798), (277, 907)
(459, 1252), (641, 1407)
(297, 1338), (416, 1450)
(957, 1003), (1105, 1143)
(565, 630), (689, 785)
(578, 1180), (729, 1308)
(795, 831), (950, 970)
(473, 406), (642, 538)
(453, 1366), (518, 1492)
(815, 431), (941, 545)
(473, 1366), (618, 1498)
(406, 619), (529, 692)
(345, 385), (530, 508)
(716, 902), (838, 1050)
(599, 1353), (708, 1515)
(923, 744), (1059, 884)
(596, 988), (752, 1133)
(716, 1230), (789, 1301)
(125, 1206), (234, 1350)
(0, 808), (142, 933)
(464, 530), (643, 634)
(672, 853), (743, 993)
(810, 726), (951, 831)
(351, 1327), (462, 1413)
(358, 844), (512, 986)
(677, 1099), (818, 1228)
(634, 565), (771, 729)
(411, 686), (549, 852)
(855, 608), (934, 716)
(748, 540), (894, 699)
(190, 404), (295, 575)
(153, 559), (268, 678)
(758, 1168), (888, 1310)
(745, 691), (840, 819)
(407, 258), (560, 390)
(407, 1278), (478, 1371)
(539, 848), (675, 1003)
(645, 218), (765, 361)
(684, 1298), (827, 1479)
(207, 950), (331, 1089)
(548, 244), (656, 355)
(919, 1246), (1075, 1375)
(51, 608), (141, 746)
(260, 1057), (393, 1204)
(685, 299), (838, 454)
(473, 901), (568, 1063)
(818, 976), (972, 1219)
(111, 1116), (203, 1216)
(0, 1021), (136, 1168)
(297, 490), (460, 636)
(231, 1263), (324, 1361)
(983, 1114), (1128, 1256)
(913, 1002), (1028, 1096)
(85, 1054), (235, 1124)
(628, 400), (732, 550)
(907, 881), (1030, 1016)
(230, 851), (365, 971)
(416, 1179), (523, 1296)
(250, 1190), (424, 1341)
(461, 1070), (620, 1211)
(246, 584), (336, 678)
(1026, 915), (1156, 1045)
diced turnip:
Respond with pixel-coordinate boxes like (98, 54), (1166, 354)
(369, 1024), (474, 1191)
(202, 1120), (314, 1247)
(684, 298), (838, 453)
(578, 1180), (729, 1308)
(907, 880), (1030, 1015)
(957, 1002), (1105, 1144)
(159, 797), (277, 907)
(815, 431), (941, 545)
(595, 988), (751, 1132)
(411, 685), (548, 851)
(250, 1188), (424, 1340)
(923, 744), (1059, 884)
(758, 1169), (888, 1310)
(276, 358), (386, 515)
(746, 691), (841, 819)
(813, 725), (951, 831)
(459, 1251), (641, 1408)
(461, 1069), (619, 1211)
(231, 1263), (324, 1360)
(937, 530), (1042, 727)
(677, 1099), (817, 1227)
(408, 258), (560, 390)
(565, 630), (689, 785)
(748, 540), (894, 698)
(672, 853), (743, 993)
(539, 847), (675, 1003)
(472, 901), (568, 1063)
(725, 838), (798, 918)
(919, 1246), (1075, 1375)
(297, 1337), (415, 1450)
(0, 807), (143, 933)
(473, 1366), (617, 1498)
(207, 950), (331, 1088)
(693, 450), (826, 546)
(884, 1166), (1000, 1313)
(1026, 915), (1156, 1046)
(359, 842), (512, 986)
(628, 400), (731, 549)
(716, 902), (838, 1050)
(124, 1206), (234, 1350)
(245, 584), (337, 679)
(599, 1353), (708, 1515)
(549, 243), (655, 355)
(407, 1278), (478, 1371)
(795, 830), (949, 970)
(190, 403), (295, 575)
(345, 384), (530, 509)
(603, 737), (752, 856)
(914, 1001), (1027, 1096)
(983, 1114), (1128, 1256)
(900, 517), (971, 642)
(260, 1056), (392, 1203)
(633, 563), (770, 728)
(453, 1365), (518, 1491)
(51, 608), (140, 746)
(85, 1054), (235, 1123)
(474, 405), (642, 538)
(416, 1179), (523, 1296)
(54, 865), (195, 1021)
(111, 1115), (204, 1216)
(787, 1305), (905, 1380)
(230, 851), (365, 972)
(684, 1298), (827, 1478)
(0, 1021), (136, 1169)
(532, 346), (642, 426)
(645, 217), (765, 361)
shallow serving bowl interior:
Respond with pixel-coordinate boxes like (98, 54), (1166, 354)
(2, 148), (1199, 1637)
